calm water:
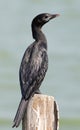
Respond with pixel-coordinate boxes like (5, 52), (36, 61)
(0, 0), (80, 130)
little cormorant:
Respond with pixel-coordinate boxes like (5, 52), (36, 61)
(13, 13), (59, 127)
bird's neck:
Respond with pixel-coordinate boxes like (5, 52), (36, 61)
(32, 24), (47, 43)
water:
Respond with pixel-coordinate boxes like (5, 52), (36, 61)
(0, 0), (80, 130)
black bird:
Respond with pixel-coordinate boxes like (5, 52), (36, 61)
(13, 13), (59, 127)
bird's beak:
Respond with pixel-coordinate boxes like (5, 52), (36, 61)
(50, 14), (60, 19)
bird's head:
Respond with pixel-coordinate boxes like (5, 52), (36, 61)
(32, 13), (60, 28)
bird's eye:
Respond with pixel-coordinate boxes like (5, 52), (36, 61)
(45, 16), (48, 19)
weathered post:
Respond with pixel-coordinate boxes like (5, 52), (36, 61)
(22, 94), (59, 130)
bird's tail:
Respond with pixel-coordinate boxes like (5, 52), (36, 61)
(12, 98), (28, 128)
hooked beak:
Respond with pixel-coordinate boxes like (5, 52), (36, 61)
(50, 14), (60, 19)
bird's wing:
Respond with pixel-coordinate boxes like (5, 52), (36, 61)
(19, 43), (35, 97)
(24, 48), (48, 100)
(19, 43), (48, 99)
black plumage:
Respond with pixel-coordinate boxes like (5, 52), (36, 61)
(13, 13), (59, 127)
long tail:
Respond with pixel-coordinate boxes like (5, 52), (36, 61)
(12, 98), (28, 128)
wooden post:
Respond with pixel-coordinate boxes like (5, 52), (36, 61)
(22, 94), (59, 130)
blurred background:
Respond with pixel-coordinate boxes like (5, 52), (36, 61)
(0, 0), (80, 130)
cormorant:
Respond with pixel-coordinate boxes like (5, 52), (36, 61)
(13, 13), (59, 127)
